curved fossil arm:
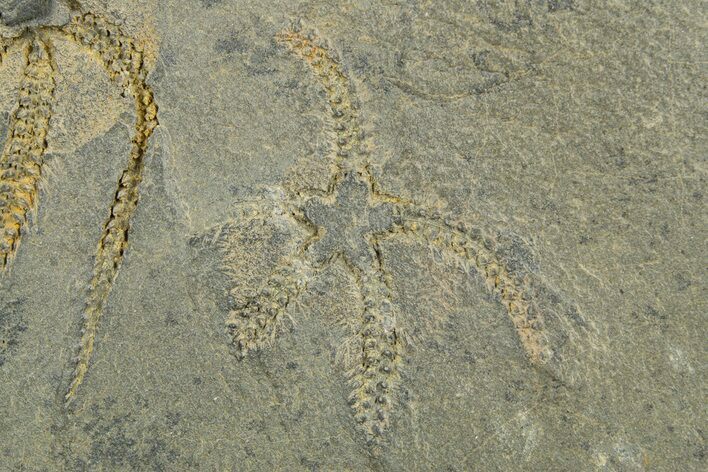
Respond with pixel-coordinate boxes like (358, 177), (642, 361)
(397, 206), (551, 365)
(63, 13), (158, 404)
(0, 35), (56, 270)
(276, 28), (366, 177)
(226, 252), (314, 358)
(207, 197), (318, 359)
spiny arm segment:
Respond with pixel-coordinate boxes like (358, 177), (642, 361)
(276, 29), (365, 174)
(348, 266), (403, 444)
(0, 36), (56, 270)
(64, 13), (158, 404)
(62, 13), (145, 93)
(226, 257), (312, 359)
(400, 208), (550, 365)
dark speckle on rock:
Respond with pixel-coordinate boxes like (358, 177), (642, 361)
(0, 298), (25, 367)
(547, 0), (574, 12)
(215, 31), (248, 56)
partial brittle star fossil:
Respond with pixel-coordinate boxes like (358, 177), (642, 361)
(0, 1), (158, 404)
(212, 26), (564, 447)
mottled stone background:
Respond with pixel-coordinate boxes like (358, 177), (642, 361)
(0, 0), (705, 470)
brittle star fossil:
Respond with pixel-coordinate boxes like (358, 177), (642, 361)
(212, 26), (565, 446)
(0, 1), (158, 404)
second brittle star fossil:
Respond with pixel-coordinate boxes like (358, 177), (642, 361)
(0, 2), (158, 404)
(213, 26), (567, 447)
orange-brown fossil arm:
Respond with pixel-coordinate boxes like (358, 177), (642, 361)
(63, 13), (158, 404)
(0, 36), (56, 270)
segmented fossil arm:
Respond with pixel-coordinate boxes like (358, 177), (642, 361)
(62, 13), (145, 92)
(64, 14), (158, 404)
(348, 267), (403, 443)
(400, 208), (550, 365)
(276, 29), (364, 172)
(226, 257), (311, 359)
(0, 36), (56, 270)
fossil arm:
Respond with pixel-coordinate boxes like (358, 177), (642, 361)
(226, 254), (314, 358)
(0, 36), (55, 270)
(398, 207), (550, 365)
(63, 13), (158, 404)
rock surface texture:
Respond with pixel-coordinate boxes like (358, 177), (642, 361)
(0, 0), (54, 26)
(0, 1), (704, 470)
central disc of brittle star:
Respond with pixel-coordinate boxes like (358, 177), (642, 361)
(303, 172), (399, 271)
